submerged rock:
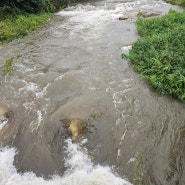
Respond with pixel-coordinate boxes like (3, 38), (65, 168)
(119, 16), (129, 20)
(62, 118), (87, 141)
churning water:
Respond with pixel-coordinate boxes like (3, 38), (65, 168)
(0, 0), (184, 184)
(0, 139), (131, 185)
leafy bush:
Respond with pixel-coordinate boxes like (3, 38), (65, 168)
(136, 10), (185, 37)
(0, 0), (69, 16)
(0, 0), (45, 15)
(125, 10), (185, 100)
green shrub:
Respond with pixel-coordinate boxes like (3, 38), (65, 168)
(125, 11), (185, 100)
(0, 0), (45, 15)
(136, 10), (185, 37)
(0, 0), (69, 16)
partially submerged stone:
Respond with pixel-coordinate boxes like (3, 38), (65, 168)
(119, 16), (129, 20)
(63, 118), (86, 141)
(121, 45), (132, 56)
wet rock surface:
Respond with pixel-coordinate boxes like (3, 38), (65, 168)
(119, 16), (129, 20)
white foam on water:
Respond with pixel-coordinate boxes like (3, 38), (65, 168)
(64, 4), (97, 12)
(55, 0), (176, 40)
(16, 63), (34, 73)
(19, 82), (39, 94)
(30, 110), (43, 131)
(56, 1), (132, 39)
(23, 101), (35, 110)
(17, 78), (50, 99)
(0, 118), (8, 131)
(35, 83), (50, 98)
(0, 139), (132, 185)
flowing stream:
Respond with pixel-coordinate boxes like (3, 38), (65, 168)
(0, 0), (185, 184)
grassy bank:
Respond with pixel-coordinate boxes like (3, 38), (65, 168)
(0, 0), (71, 44)
(125, 10), (185, 100)
(0, 13), (51, 44)
(165, 0), (185, 7)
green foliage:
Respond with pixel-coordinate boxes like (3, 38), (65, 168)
(0, 0), (69, 16)
(15, 0), (46, 13)
(165, 0), (185, 7)
(0, 0), (69, 44)
(0, 13), (51, 44)
(136, 10), (185, 37)
(0, 0), (45, 15)
(125, 10), (185, 100)
(49, 0), (70, 10)
(4, 58), (14, 76)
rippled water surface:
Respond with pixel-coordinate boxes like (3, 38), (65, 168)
(0, 0), (185, 184)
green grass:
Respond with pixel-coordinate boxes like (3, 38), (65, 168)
(0, 13), (51, 44)
(125, 10), (185, 100)
(3, 58), (14, 76)
(165, 0), (185, 7)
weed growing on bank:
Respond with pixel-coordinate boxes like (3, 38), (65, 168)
(3, 58), (14, 76)
(0, 13), (51, 44)
(125, 10), (185, 100)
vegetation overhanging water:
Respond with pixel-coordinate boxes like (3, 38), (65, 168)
(124, 9), (185, 100)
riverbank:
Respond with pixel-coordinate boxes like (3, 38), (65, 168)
(125, 9), (185, 100)
(0, 0), (70, 45)
(165, 0), (185, 7)
(0, 13), (51, 45)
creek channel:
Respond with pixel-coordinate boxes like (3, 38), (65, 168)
(0, 0), (185, 184)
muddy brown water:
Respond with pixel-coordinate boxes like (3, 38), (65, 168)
(0, 0), (185, 184)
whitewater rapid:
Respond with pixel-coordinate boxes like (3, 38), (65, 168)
(0, 139), (132, 185)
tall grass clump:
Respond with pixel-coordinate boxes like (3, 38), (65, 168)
(125, 10), (185, 100)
